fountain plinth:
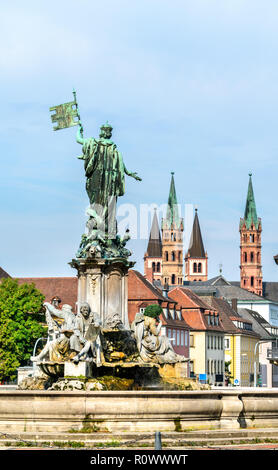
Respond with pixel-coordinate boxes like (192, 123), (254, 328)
(70, 256), (135, 330)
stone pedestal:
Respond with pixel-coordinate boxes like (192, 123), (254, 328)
(70, 257), (134, 329)
(158, 362), (188, 379)
(64, 361), (92, 378)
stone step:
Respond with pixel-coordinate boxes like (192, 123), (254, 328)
(1, 428), (278, 441)
(1, 430), (278, 448)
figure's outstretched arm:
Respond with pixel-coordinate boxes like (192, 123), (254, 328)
(124, 165), (142, 181)
(156, 320), (162, 335)
(44, 302), (65, 320)
(76, 122), (85, 145)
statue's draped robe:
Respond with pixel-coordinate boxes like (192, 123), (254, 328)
(83, 138), (125, 204)
(131, 314), (186, 364)
(82, 137), (125, 235)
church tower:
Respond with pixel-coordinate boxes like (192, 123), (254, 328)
(144, 209), (163, 283)
(161, 173), (184, 286)
(240, 174), (263, 296)
(184, 208), (208, 281)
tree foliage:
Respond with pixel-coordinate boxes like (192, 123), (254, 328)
(225, 360), (234, 385)
(144, 304), (163, 319)
(0, 278), (47, 382)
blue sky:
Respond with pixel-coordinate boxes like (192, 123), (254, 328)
(1, 1), (278, 281)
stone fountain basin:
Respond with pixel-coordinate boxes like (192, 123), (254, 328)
(38, 362), (64, 378)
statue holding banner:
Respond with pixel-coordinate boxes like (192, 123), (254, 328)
(49, 90), (141, 260)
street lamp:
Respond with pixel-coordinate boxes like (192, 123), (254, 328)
(254, 340), (271, 387)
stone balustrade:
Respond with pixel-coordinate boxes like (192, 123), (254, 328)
(1, 389), (278, 432)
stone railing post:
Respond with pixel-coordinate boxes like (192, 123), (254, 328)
(220, 391), (243, 429)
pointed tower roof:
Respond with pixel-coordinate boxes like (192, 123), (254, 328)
(163, 173), (182, 229)
(146, 209), (162, 257)
(187, 209), (206, 257)
(241, 173), (260, 229)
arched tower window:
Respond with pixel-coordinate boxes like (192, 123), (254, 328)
(251, 276), (254, 287)
(152, 262), (156, 272)
(244, 252), (247, 262)
(157, 262), (161, 272)
(250, 252), (254, 263)
(198, 263), (202, 273)
(193, 262), (197, 273)
(165, 251), (168, 261)
(171, 251), (175, 261)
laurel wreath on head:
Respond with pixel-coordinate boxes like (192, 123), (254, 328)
(144, 304), (163, 319)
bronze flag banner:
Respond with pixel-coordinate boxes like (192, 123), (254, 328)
(50, 90), (80, 131)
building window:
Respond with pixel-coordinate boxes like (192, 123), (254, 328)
(180, 331), (184, 346)
(185, 332), (188, 347)
(157, 262), (161, 272)
(177, 330), (180, 346)
(171, 251), (176, 261)
(224, 338), (230, 349)
(198, 263), (202, 273)
(244, 252), (247, 262)
(171, 274), (176, 284)
(172, 330), (176, 345)
(250, 252), (254, 263)
(193, 262), (197, 273)
(152, 262), (156, 272)
(165, 251), (168, 261)
(190, 334), (194, 347)
(251, 276), (254, 287)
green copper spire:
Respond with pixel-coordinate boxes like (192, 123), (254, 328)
(164, 172), (181, 229)
(243, 173), (259, 229)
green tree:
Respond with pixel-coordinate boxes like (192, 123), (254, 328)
(0, 278), (47, 382)
(225, 360), (233, 385)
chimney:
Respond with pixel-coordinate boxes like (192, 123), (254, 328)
(163, 282), (169, 298)
(231, 298), (238, 313)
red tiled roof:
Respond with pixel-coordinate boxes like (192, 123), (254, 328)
(171, 287), (217, 311)
(16, 277), (78, 309)
(0, 267), (11, 279)
(169, 287), (225, 332)
(202, 296), (259, 337)
(128, 270), (171, 302)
